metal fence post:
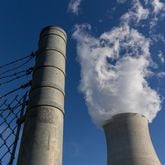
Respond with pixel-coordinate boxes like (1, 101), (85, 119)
(17, 26), (67, 165)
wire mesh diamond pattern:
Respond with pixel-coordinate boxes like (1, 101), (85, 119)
(0, 94), (27, 165)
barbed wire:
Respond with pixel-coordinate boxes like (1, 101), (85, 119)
(0, 52), (34, 165)
(0, 69), (33, 87)
(0, 54), (34, 76)
(0, 52), (34, 100)
(0, 67), (33, 80)
(0, 52), (35, 70)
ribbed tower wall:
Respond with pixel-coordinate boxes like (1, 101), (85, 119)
(17, 26), (66, 165)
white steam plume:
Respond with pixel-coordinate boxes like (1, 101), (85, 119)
(73, 24), (161, 126)
(72, 0), (164, 126)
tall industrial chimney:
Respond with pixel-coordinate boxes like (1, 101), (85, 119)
(103, 113), (161, 165)
(17, 26), (66, 165)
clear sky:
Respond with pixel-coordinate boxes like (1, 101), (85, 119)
(0, 0), (165, 164)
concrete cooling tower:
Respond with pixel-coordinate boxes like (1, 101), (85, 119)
(103, 113), (161, 165)
(17, 26), (66, 165)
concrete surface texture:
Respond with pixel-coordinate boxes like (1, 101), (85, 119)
(103, 113), (161, 165)
(17, 26), (66, 165)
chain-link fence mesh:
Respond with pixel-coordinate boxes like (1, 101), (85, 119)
(0, 93), (27, 165)
(0, 53), (34, 165)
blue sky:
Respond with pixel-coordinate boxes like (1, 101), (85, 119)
(0, 0), (165, 164)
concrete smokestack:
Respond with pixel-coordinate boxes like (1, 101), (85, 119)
(103, 113), (160, 165)
(17, 26), (66, 165)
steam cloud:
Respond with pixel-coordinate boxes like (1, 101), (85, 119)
(72, 0), (164, 126)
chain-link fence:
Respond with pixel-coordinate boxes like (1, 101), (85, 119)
(0, 93), (27, 165)
(0, 53), (34, 165)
